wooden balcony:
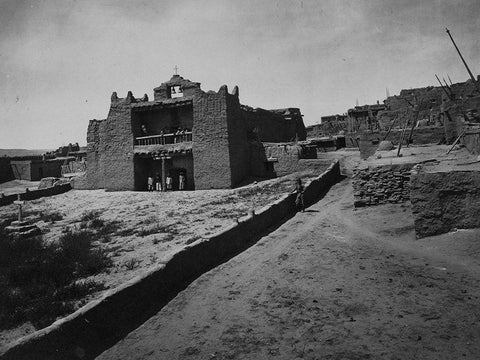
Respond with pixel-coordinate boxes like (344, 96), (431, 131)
(135, 132), (192, 146)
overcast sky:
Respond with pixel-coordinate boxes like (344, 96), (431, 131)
(1, 0), (479, 149)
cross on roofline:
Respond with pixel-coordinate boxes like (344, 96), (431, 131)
(174, 65), (179, 75)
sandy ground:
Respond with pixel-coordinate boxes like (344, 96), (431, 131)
(97, 154), (480, 360)
(0, 168), (325, 347)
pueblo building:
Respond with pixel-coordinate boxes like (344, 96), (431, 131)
(83, 74), (306, 191)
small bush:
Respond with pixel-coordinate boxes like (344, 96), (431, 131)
(40, 211), (64, 223)
(117, 227), (135, 237)
(123, 258), (138, 270)
(89, 218), (105, 229)
(142, 215), (157, 225)
(81, 210), (102, 222)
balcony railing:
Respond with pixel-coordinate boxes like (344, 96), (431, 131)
(135, 132), (192, 146)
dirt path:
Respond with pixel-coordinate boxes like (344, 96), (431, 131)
(97, 176), (480, 359)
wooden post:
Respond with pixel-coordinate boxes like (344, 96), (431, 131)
(161, 157), (166, 192)
(14, 194), (26, 222)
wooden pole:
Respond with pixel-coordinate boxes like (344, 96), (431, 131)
(446, 128), (466, 155)
(397, 109), (411, 157)
(407, 100), (424, 147)
(161, 157), (166, 192)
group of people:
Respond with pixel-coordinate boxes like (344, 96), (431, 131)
(147, 172), (186, 192)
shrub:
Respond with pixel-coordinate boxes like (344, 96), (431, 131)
(0, 229), (111, 330)
(81, 210), (102, 222)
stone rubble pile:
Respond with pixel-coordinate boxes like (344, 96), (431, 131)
(352, 166), (412, 207)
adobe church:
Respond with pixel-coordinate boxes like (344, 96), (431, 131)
(83, 74), (306, 191)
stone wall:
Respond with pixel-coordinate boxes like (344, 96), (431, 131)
(352, 164), (414, 207)
(410, 168), (480, 238)
(192, 86), (232, 189)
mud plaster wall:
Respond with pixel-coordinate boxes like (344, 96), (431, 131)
(192, 89), (232, 189)
(0, 184), (71, 207)
(352, 164), (414, 207)
(103, 99), (135, 191)
(226, 92), (249, 186)
(261, 143), (303, 177)
(463, 128), (480, 155)
(9, 160), (61, 181)
(0, 158), (14, 183)
(0, 161), (340, 360)
(242, 108), (294, 142)
(85, 120), (106, 189)
(410, 169), (480, 238)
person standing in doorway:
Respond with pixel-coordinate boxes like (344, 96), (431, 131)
(155, 173), (162, 191)
(147, 175), (154, 192)
(166, 174), (173, 191)
(179, 172), (186, 190)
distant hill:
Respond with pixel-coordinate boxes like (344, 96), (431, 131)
(0, 149), (53, 157)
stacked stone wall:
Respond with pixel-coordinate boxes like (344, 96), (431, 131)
(192, 87), (232, 189)
(353, 164), (413, 207)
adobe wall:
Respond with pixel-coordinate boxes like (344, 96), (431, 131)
(85, 119), (106, 189)
(261, 143), (304, 177)
(10, 160), (31, 180)
(103, 93), (135, 191)
(226, 87), (250, 186)
(0, 158), (14, 183)
(410, 168), (480, 238)
(29, 160), (62, 181)
(242, 107), (290, 142)
(0, 161), (340, 360)
(153, 74), (202, 101)
(192, 86), (233, 189)
(463, 127), (480, 155)
(0, 184), (71, 207)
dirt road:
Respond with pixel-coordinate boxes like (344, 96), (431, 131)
(97, 176), (480, 359)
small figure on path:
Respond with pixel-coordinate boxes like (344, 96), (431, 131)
(147, 175), (154, 191)
(294, 178), (305, 212)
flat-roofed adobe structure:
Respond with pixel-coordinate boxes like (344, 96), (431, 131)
(84, 74), (306, 191)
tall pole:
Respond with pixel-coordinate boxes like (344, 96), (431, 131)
(446, 28), (477, 84)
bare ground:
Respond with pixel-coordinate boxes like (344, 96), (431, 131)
(0, 169), (323, 348)
(97, 171), (480, 359)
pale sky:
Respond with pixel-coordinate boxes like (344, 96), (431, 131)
(1, 0), (479, 149)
